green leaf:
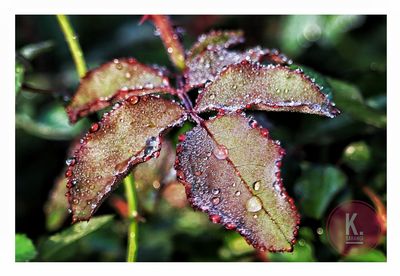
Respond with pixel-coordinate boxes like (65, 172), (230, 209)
(19, 40), (54, 60)
(328, 78), (386, 128)
(195, 61), (339, 118)
(268, 241), (315, 262)
(16, 103), (87, 140)
(38, 215), (113, 260)
(342, 248), (386, 262)
(16, 234), (37, 262)
(342, 141), (371, 172)
(294, 165), (347, 219)
(175, 114), (299, 252)
(44, 174), (69, 231)
(15, 62), (25, 94)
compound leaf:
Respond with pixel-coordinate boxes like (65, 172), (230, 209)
(195, 61), (339, 118)
(66, 58), (171, 123)
(175, 114), (299, 251)
(66, 96), (186, 222)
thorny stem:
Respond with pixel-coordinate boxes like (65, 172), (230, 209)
(56, 15), (87, 78)
(123, 174), (139, 262)
(56, 15), (139, 262)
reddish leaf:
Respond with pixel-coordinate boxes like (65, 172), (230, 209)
(185, 47), (265, 89)
(195, 61), (339, 118)
(66, 96), (186, 222)
(175, 114), (299, 251)
(186, 30), (244, 59)
(147, 15), (186, 70)
(66, 58), (171, 123)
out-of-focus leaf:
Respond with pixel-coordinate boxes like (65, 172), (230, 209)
(176, 114), (299, 251)
(162, 182), (187, 208)
(38, 215), (113, 261)
(268, 241), (315, 262)
(294, 165), (346, 219)
(281, 15), (365, 56)
(195, 61), (339, 118)
(44, 175), (68, 231)
(363, 187), (387, 234)
(342, 248), (386, 262)
(146, 15), (186, 70)
(15, 234), (37, 262)
(185, 47), (264, 89)
(134, 140), (176, 191)
(328, 78), (386, 128)
(222, 232), (254, 258)
(19, 40), (54, 60)
(186, 30), (244, 59)
(67, 96), (186, 222)
(66, 58), (171, 123)
(15, 61), (25, 94)
(16, 103), (87, 140)
(342, 141), (371, 171)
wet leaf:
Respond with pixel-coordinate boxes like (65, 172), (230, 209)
(38, 215), (113, 260)
(147, 15), (186, 70)
(195, 61), (339, 118)
(185, 47), (264, 89)
(175, 114), (299, 252)
(66, 58), (171, 123)
(294, 165), (346, 219)
(67, 96), (186, 222)
(187, 30), (244, 59)
(16, 234), (37, 262)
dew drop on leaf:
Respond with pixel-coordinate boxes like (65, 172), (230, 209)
(246, 196), (262, 212)
(213, 145), (228, 160)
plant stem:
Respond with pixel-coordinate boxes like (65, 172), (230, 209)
(56, 15), (87, 78)
(123, 174), (138, 262)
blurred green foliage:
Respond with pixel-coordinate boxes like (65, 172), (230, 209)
(15, 15), (386, 262)
(16, 234), (37, 262)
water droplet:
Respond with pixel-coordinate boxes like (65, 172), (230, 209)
(253, 181), (261, 191)
(212, 188), (220, 195)
(87, 200), (92, 205)
(72, 198), (79, 205)
(260, 128), (269, 137)
(253, 214), (258, 219)
(209, 94), (215, 100)
(210, 214), (221, 224)
(235, 191), (241, 196)
(195, 171), (202, 176)
(211, 197), (220, 205)
(90, 122), (100, 133)
(66, 157), (76, 166)
(105, 185), (112, 193)
(89, 184), (95, 190)
(213, 145), (228, 160)
(317, 227), (324, 235)
(225, 223), (236, 230)
(167, 47), (173, 53)
(127, 95), (139, 105)
(246, 196), (262, 212)
(65, 169), (72, 178)
(125, 72), (132, 79)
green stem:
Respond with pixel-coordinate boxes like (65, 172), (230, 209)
(56, 15), (87, 78)
(123, 174), (138, 262)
